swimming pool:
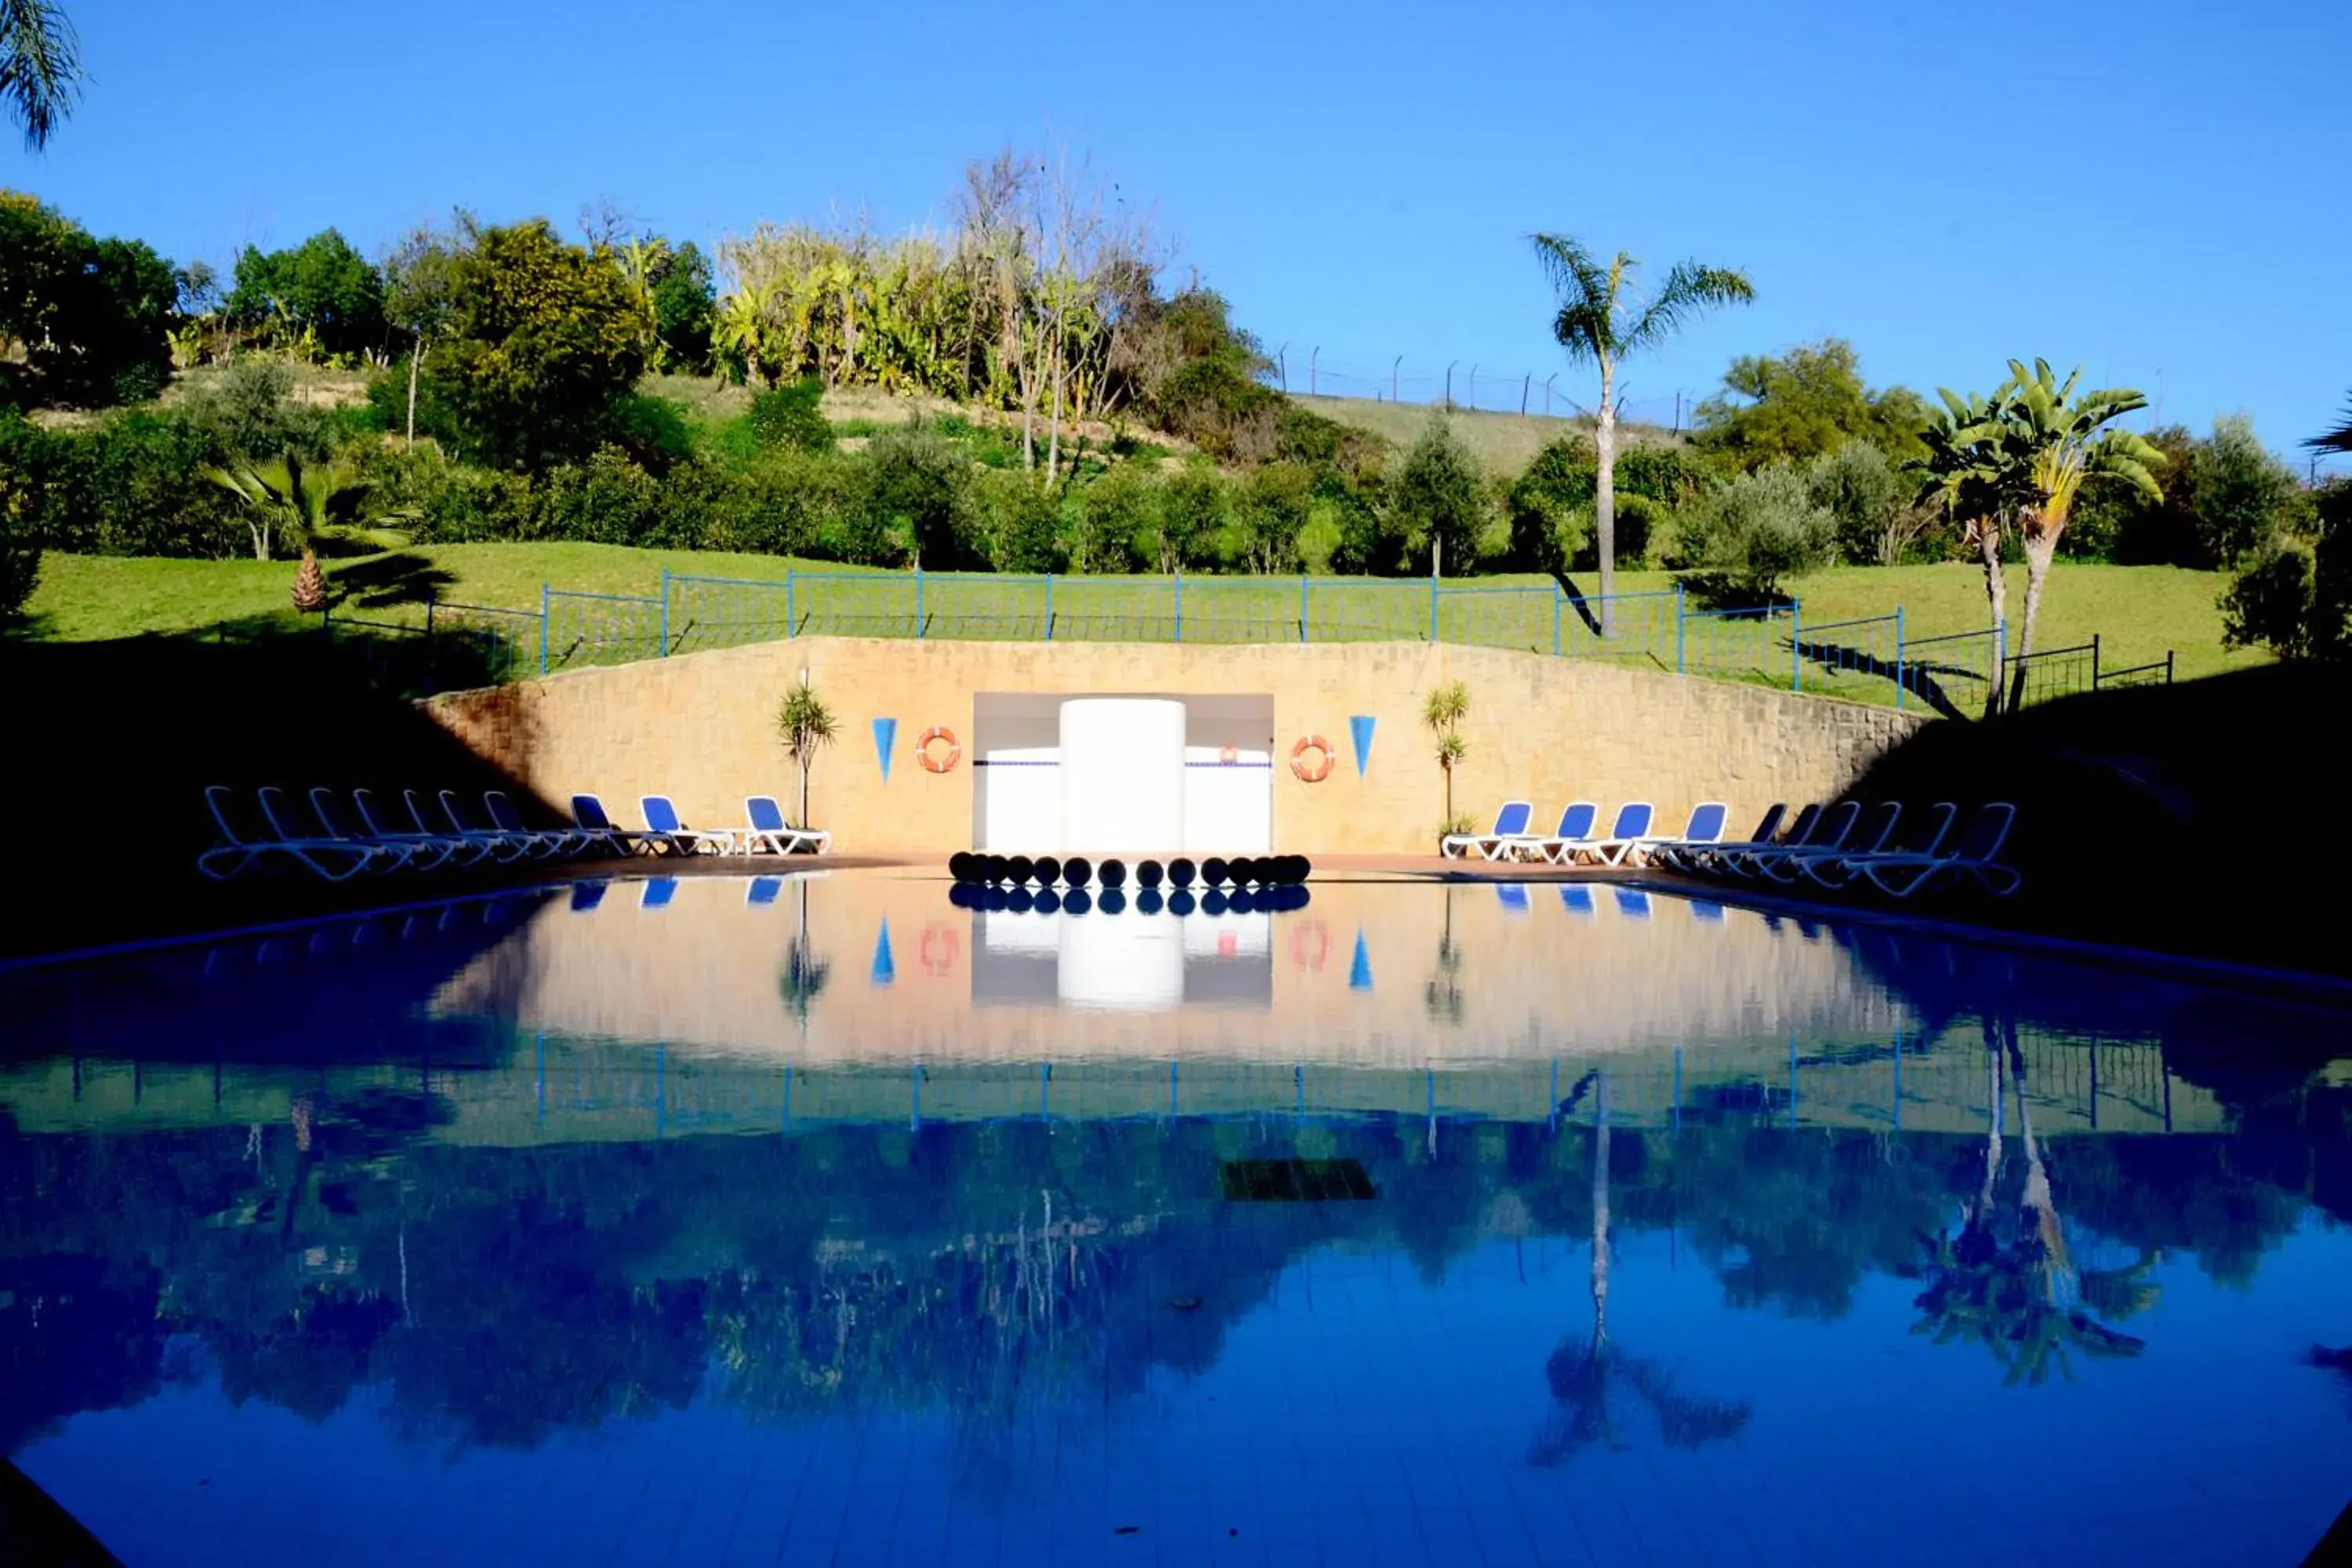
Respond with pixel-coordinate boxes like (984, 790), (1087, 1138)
(3, 870), (2347, 1566)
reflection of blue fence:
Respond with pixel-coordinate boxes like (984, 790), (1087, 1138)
(450, 564), (2169, 716)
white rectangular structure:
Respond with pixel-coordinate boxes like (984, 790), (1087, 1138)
(970, 692), (1274, 854)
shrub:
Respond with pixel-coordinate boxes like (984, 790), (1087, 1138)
(354, 442), (535, 543)
(1238, 463), (1314, 573)
(1153, 466), (1229, 574)
(974, 470), (1066, 573)
(707, 450), (846, 557)
(1673, 466), (1837, 601)
(526, 446), (661, 545)
(1804, 439), (1906, 565)
(2220, 537), (2317, 659)
(2190, 415), (2310, 568)
(179, 358), (331, 465)
(0, 465), (39, 621)
(846, 420), (967, 568)
(605, 394), (698, 474)
(1069, 464), (1152, 574)
(747, 379), (835, 454)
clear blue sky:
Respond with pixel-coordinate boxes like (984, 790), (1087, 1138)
(15, 0), (2349, 466)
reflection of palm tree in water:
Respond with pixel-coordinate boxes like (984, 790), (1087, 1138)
(1425, 887), (1465, 1025)
(1530, 1069), (1752, 1464)
(1912, 1017), (2155, 1383)
(780, 880), (832, 1029)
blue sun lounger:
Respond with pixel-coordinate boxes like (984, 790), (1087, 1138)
(1443, 800), (1532, 860)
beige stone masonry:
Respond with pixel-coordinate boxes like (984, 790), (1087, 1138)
(421, 637), (1929, 855)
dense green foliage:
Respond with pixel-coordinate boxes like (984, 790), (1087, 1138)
(1671, 465), (1838, 599)
(1693, 339), (1930, 470)
(2222, 479), (2350, 659)
(0, 192), (175, 406)
(226, 229), (388, 362)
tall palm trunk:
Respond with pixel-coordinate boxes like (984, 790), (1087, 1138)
(2009, 528), (2059, 710)
(1975, 524), (2009, 717)
(405, 332), (423, 447)
(1594, 359), (1618, 637)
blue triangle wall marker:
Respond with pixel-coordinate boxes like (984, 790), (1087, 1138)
(872, 717), (898, 783)
(1348, 714), (1375, 779)
(870, 919), (897, 986)
(1348, 930), (1374, 990)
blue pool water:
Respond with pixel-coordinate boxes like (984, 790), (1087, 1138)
(2, 871), (2348, 1566)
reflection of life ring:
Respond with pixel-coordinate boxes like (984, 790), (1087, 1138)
(919, 923), (960, 977)
(1290, 735), (1334, 783)
(1218, 744), (1239, 765)
(917, 725), (961, 773)
(1290, 918), (1330, 972)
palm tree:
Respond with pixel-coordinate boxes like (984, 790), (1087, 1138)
(1528, 234), (1753, 629)
(2307, 394), (2352, 456)
(1421, 680), (1469, 833)
(713, 279), (775, 388)
(776, 679), (838, 831)
(1992, 361), (2162, 684)
(1917, 387), (2018, 713)
(201, 454), (378, 563)
(2, 0), (79, 150)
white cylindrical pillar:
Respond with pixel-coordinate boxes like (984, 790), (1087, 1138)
(1058, 698), (1184, 854)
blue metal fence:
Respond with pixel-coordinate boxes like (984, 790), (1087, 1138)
(431, 564), (2169, 717)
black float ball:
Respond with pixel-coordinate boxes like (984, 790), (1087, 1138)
(1168, 889), (1197, 916)
(1062, 855), (1093, 888)
(1098, 858), (1127, 889)
(1137, 858), (1165, 889)
(981, 853), (1007, 884)
(1064, 888), (1093, 916)
(1034, 855), (1062, 887)
(1007, 855), (1036, 887)
(1240, 857), (1266, 886)
(1202, 856), (1230, 887)
(1168, 856), (1197, 888)
(1099, 888), (1128, 915)
(1137, 889), (1165, 916)
(1202, 890), (1229, 916)
(949, 851), (977, 883)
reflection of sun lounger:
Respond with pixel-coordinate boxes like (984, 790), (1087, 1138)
(1496, 883), (1531, 914)
(640, 877), (680, 909)
(747, 876), (784, 906)
(1443, 800), (1532, 860)
(1613, 887), (1652, 919)
(1690, 899), (1726, 923)
(569, 881), (609, 913)
(1853, 803), (2021, 898)
(1559, 886), (1596, 916)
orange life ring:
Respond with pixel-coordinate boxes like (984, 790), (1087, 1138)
(1290, 735), (1334, 783)
(917, 725), (961, 773)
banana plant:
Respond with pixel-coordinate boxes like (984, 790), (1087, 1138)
(201, 452), (387, 563)
(712, 279), (776, 387)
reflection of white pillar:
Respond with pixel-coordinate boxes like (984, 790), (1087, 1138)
(1058, 911), (1184, 1011)
(1060, 698), (1184, 853)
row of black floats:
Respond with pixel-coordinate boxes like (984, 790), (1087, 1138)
(949, 852), (1311, 889)
(946, 851), (1312, 914)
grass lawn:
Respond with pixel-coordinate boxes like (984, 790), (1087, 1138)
(19, 546), (2262, 710)
(1300, 393), (1676, 477)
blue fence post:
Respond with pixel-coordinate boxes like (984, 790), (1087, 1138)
(659, 567), (670, 656)
(539, 583), (550, 677)
(1894, 606), (1906, 711)
(915, 568), (924, 639)
(1174, 574), (1183, 643)
(1299, 575), (1308, 644)
(785, 571), (794, 638)
(1552, 588), (1562, 656)
(1675, 584), (1686, 675)
(1428, 576), (1439, 642)
(1044, 573), (1054, 641)
(1791, 597), (1803, 692)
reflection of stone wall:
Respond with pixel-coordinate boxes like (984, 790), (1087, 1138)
(423, 638), (1925, 854)
(430, 874), (1907, 1064)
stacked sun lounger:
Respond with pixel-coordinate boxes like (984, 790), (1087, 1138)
(198, 787), (831, 881)
(1662, 798), (2021, 900)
